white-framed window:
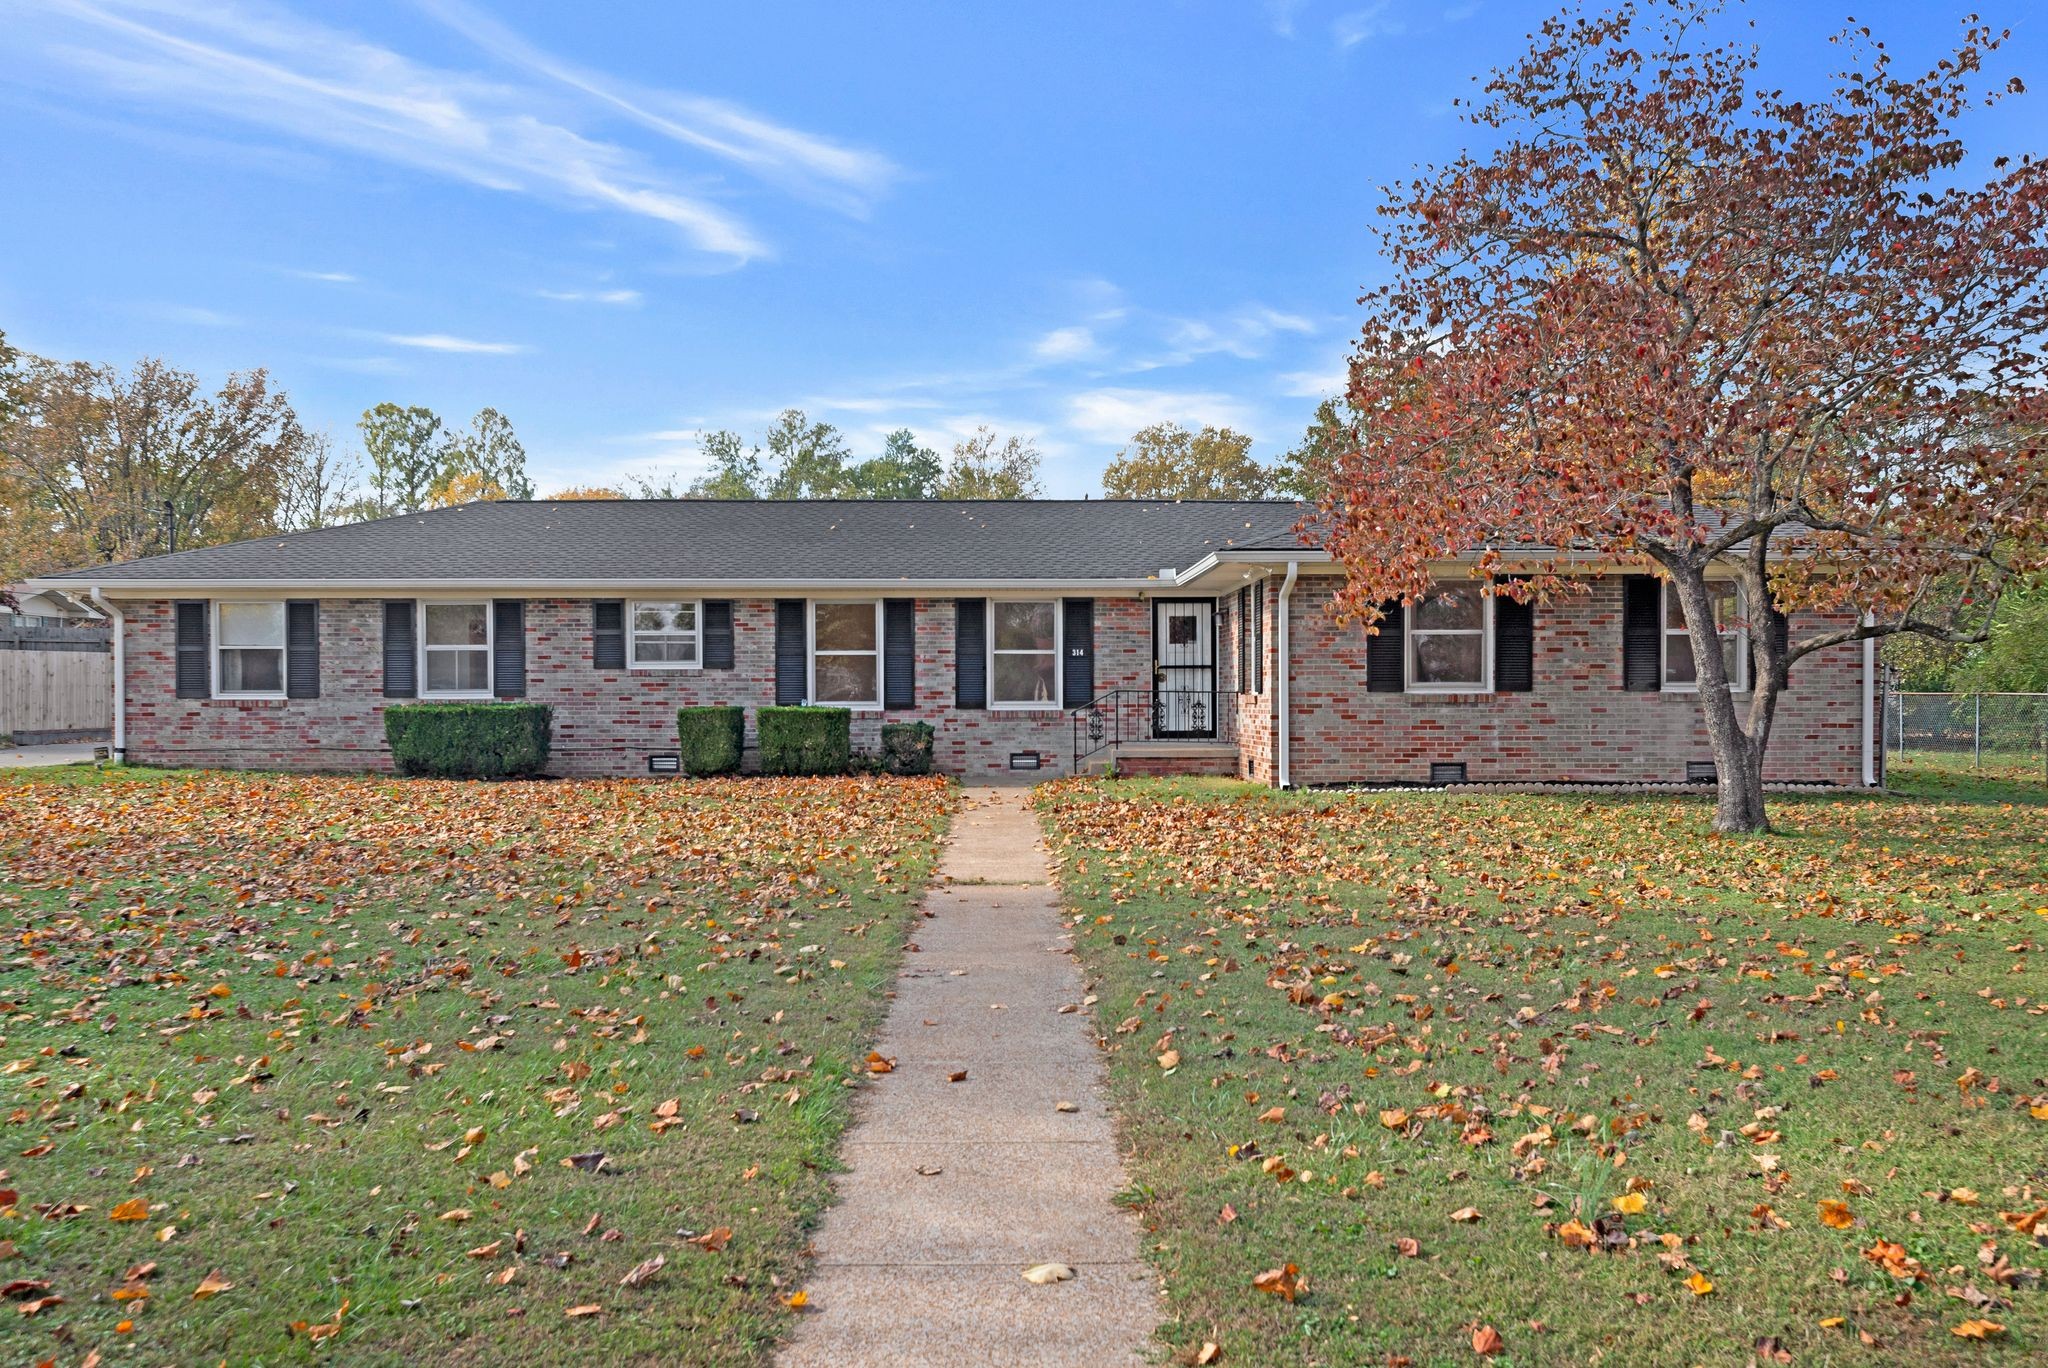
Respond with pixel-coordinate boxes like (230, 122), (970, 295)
(421, 600), (493, 696)
(215, 600), (286, 697)
(1663, 582), (1747, 691)
(1406, 582), (1490, 691)
(808, 599), (882, 708)
(629, 600), (701, 669)
(989, 599), (1061, 709)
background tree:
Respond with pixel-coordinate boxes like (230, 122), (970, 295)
(425, 469), (508, 507)
(936, 427), (1044, 499)
(359, 403), (444, 515)
(1318, 0), (2048, 832)
(1949, 585), (2048, 693)
(0, 353), (308, 579)
(276, 431), (368, 530)
(437, 407), (533, 502)
(685, 429), (765, 498)
(1102, 422), (1273, 498)
(548, 484), (627, 500)
(763, 409), (852, 499)
(1275, 398), (1354, 500)
(846, 428), (943, 498)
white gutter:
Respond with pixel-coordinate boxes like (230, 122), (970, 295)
(1275, 561), (1300, 789)
(86, 587), (125, 764)
(26, 575), (1175, 597)
(1862, 616), (1876, 787)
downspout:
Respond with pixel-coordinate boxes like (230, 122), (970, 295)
(1276, 561), (1300, 789)
(87, 588), (125, 763)
(1861, 615), (1876, 788)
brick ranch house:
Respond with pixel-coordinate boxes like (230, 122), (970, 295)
(32, 498), (1880, 787)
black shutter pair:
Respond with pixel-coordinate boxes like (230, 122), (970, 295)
(380, 600), (526, 698)
(593, 600), (736, 672)
(174, 599), (320, 699)
(1365, 590), (1536, 694)
(949, 598), (1094, 710)
(771, 599), (919, 708)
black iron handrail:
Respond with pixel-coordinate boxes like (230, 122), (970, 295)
(1070, 687), (1232, 771)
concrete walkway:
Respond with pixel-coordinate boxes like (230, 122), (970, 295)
(779, 786), (1157, 1368)
(0, 742), (100, 768)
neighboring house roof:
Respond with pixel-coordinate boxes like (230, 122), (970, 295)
(2, 585), (104, 618)
(35, 499), (1319, 590)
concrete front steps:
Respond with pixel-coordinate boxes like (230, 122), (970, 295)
(1076, 740), (1240, 778)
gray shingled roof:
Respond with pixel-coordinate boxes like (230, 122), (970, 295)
(40, 499), (1318, 586)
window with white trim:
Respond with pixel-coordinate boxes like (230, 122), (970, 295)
(216, 601), (286, 696)
(810, 600), (881, 707)
(630, 600), (700, 668)
(1407, 583), (1488, 690)
(1663, 582), (1746, 690)
(422, 601), (492, 695)
(989, 600), (1060, 708)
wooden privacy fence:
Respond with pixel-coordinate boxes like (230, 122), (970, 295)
(0, 623), (113, 743)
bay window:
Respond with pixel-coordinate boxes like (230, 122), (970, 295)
(1663, 582), (1746, 690)
(630, 600), (700, 668)
(1407, 584), (1488, 691)
(989, 600), (1060, 708)
(422, 601), (492, 695)
(810, 600), (881, 707)
(216, 601), (286, 696)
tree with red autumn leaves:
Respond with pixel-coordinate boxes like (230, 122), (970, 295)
(1315, 0), (2048, 831)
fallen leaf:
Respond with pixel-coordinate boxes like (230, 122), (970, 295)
(619, 1254), (665, 1288)
(109, 1198), (150, 1222)
(1685, 1271), (1715, 1297)
(565, 1303), (603, 1318)
(1251, 1263), (1304, 1301)
(1951, 1319), (2005, 1339)
(1472, 1324), (1505, 1356)
(1449, 1207), (1483, 1223)
(192, 1270), (234, 1301)
(1818, 1200), (1855, 1229)
(1022, 1263), (1075, 1285)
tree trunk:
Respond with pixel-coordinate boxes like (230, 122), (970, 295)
(1666, 568), (1772, 834)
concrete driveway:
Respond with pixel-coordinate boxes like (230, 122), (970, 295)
(0, 742), (101, 768)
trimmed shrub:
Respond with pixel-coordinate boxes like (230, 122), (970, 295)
(757, 705), (852, 776)
(677, 705), (744, 777)
(879, 721), (935, 776)
(384, 702), (552, 779)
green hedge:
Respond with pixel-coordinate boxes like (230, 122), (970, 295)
(757, 706), (852, 776)
(879, 721), (935, 776)
(677, 705), (744, 776)
(384, 702), (553, 779)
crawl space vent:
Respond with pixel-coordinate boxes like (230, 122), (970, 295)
(1429, 762), (1468, 785)
(1009, 752), (1043, 771)
(1685, 761), (1718, 784)
(647, 753), (681, 775)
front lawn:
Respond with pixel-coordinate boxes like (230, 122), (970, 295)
(0, 767), (950, 1366)
(1038, 767), (2047, 1367)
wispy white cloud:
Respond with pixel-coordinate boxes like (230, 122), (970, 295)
(1031, 326), (1095, 362)
(141, 302), (238, 327)
(1333, 2), (1403, 49)
(283, 267), (358, 284)
(1066, 387), (1259, 444)
(535, 287), (643, 306)
(380, 332), (527, 355)
(418, 0), (900, 218)
(1131, 305), (1316, 370)
(1275, 365), (1349, 398)
(13, 0), (888, 260)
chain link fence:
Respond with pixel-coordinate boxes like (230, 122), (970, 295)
(1881, 683), (2048, 782)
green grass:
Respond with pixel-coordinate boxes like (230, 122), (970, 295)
(1037, 764), (2048, 1367)
(0, 766), (952, 1366)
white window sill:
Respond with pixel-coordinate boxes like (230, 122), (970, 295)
(211, 693), (286, 703)
(1407, 684), (1489, 696)
(990, 701), (1063, 712)
(630, 662), (704, 672)
(421, 692), (497, 701)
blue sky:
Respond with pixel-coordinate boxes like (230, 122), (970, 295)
(3, 1), (2042, 496)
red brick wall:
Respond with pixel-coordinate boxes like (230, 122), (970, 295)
(1275, 573), (1873, 787)
(116, 595), (1152, 779)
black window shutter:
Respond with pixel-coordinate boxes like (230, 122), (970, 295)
(492, 600), (526, 698)
(1621, 576), (1663, 692)
(1061, 598), (1094, 707)
(174, 600), (210, 698)
(703, 600), (735, 670)
(285, 600), (320, 699)
(1493, 593), (1534, 693)
(1366, 600), (1405, 693)
(774, 599), (806, 705)
(1252, 582), (1267, 695)
(954, 598), (987, 709)
(883, 598), (916, 709)
(382, 601), (417, 699)
(592, 601), (625, 670)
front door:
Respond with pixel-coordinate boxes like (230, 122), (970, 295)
(1152, 599), (1216, 738)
